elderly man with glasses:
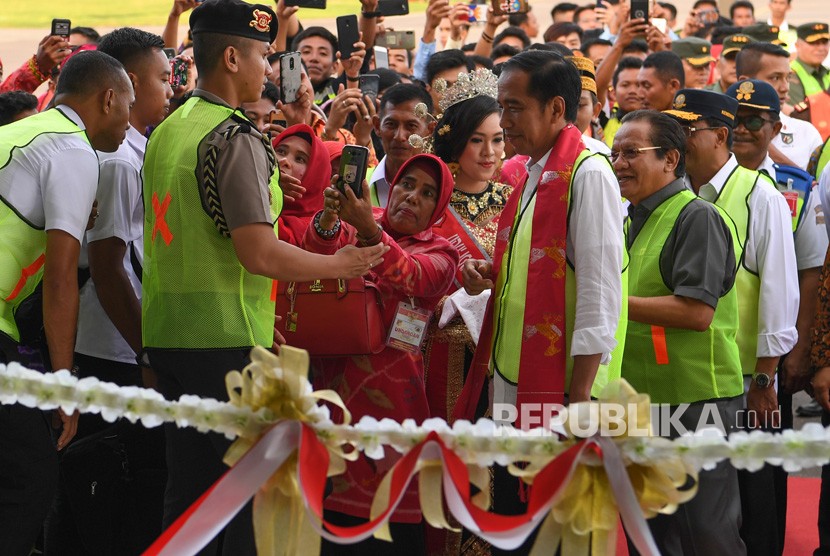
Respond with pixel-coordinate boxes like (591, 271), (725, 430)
(612, 109), (745, 554)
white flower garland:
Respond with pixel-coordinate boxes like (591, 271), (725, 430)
(3, 361), (830, 473)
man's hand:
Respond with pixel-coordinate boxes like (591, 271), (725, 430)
(340, 35), (367, 81)
(462, 259), (494, 295)
(682, 9), (704, 37)
(171, 0), (200, 17)
(352, 95), (378, 146)
(449, 4), (471, 40)
(782, 347), (813, 394)
(36, 35), (70, 75)
(615, 18), (649, 50)
(425, 0), (452, 38)
(54, 408), (79, 451)
(275, 0), (300, 22)
(746, 380), (781, 429)
(812, 366), (830, 412)
(645, 25), (670, 52)
(333, 243), (389, 278)
(483, 5), (508, 28)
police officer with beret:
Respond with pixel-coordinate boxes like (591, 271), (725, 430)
(141, 1), (387, 551)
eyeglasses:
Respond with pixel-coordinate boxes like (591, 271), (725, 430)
(680, 125), (720, 138)
(609, 146), (663, 163)
(734, 114), (772, 131)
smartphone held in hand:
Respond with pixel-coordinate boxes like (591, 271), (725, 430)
(51, 19), (71, 39)
(337, 146), (370, 198)
(280, 52), (303, 104)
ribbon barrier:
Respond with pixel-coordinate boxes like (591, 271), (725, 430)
(3, 346), (830, 555)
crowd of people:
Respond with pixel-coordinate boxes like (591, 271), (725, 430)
(3, 0), (830, 554)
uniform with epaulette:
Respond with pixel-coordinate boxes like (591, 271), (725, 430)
(140, 1), (280, 552)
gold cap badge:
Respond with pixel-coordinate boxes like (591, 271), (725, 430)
(736, 81), (755, 101)
(250, 9), (272, 33)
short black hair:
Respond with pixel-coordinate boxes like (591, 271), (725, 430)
(69, 26), (100, 43)
(379, 83), (433, 115)
(729, 0), (754, 19)
(55, 50), (128, 98)
(613, 56), (644, 87)
(508, 12), (529, 26)
(192, 32), (246, 77)
(263, 81), (280, 105)
(425, 49), (472, 86)
(692, 0), (718, 10)
(97, 28), (166, 70)
(658, 2), (678, 20)
(544, 22), (583, 43)
(291, 26), (337, 59)
(491, 44), (521, 61)
(623, 39), (649, 55)
(539, 42), (574, 56)
(551, 2), (579, 18)
(493, 26), (531, 49)
(580, 38), (613, 59)
(0, 91), (38, 126)
(735, 42), (789, 78)
(619, 110), (687, 177)
(467, 54), (495, 70)
(642, 51), (685, 88)
(433, 95), (501, 163)
(501, 50), (581, 122)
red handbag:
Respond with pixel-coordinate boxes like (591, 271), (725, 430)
(275, 278), (386, 356)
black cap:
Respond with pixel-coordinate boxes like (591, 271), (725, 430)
(742, 23), (786, 46)
(664, 89), (739, 128)
(725, 79), (780, 113)
(797, 22), (830, 43)
(190, 0), (278, 44)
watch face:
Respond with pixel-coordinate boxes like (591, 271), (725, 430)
(755, 374), (771, 387)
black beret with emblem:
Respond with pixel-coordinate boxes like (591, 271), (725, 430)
(742, 23), (786, 46)
(725, 79), (780, 113)
(190, 0), (278, 44)
(797, 22), (830, 44)
(664, 88), (739, 128)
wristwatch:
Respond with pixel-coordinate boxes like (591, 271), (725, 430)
(752, 372), (773, 388)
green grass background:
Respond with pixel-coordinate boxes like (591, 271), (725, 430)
(0, 0), (426, 28)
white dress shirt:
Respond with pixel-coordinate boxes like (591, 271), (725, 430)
(773, 113), (823, 171)
(694, 154), (799, 358)
(76, 125), (147, 364)
(0, 105), (98, 242)
(583, 134), (612, 155)
(368, 155), (391, 207)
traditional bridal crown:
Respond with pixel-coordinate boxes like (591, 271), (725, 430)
(409, 69), (499, 152)
(435, 68), (499, 113)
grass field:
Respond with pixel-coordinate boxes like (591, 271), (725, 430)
(0, 0), (426, 28)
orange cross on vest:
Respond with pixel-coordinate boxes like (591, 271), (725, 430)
(152, 191), (174, 245)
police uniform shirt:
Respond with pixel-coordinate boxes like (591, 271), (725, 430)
(76, 124), (147, 365)
(759, 155), (829, 271)
(689, 154), (799, 358)
(627, 178), (736, 308)
(0, 105), (98, 243)
(192, 89), (273, 230)
(788, 63), (830, 107)
(773, 112), (824, 170)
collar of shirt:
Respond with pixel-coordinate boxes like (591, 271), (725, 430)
(370, 155), (391, 206)
(759, 154), (776, 178)
(688, 153), (739, 202)
(767, 18), (790, 32)
(55, 104), (85, 129)
(192, 89), (233, 108)
(521, 148), (553, 210)
(626, 178), (686, 244)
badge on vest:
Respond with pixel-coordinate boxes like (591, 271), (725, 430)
(387, 301), (431, 353)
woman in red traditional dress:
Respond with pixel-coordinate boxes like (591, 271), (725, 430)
(303, 153), (458, 555)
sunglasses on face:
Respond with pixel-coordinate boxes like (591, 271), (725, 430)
(734, 114), (773, 131)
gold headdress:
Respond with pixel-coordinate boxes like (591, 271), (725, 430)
(409, 68), (499, 152)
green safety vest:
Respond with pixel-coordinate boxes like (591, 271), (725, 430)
(492, 150), (629, 397)
(603, 116), (622, 148)
(142, 96), (282, 350)
(622, 189), (743, 405)
(791, 60), (830, 97)
(710, 165), (773, 375)
(0, 109), (90, 342)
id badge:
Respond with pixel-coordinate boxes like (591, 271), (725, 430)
(387, 301), (431, 353)
(781, 190), (799, 219)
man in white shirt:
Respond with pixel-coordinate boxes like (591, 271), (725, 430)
(667, 87), (799, 556)
(462, 51), (623, 554)
(0, 51), (133, 556)
(725, 78), (827, 555)
(736, 42), (824, 170)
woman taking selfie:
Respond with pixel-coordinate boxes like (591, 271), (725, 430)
(303, 153), (458, 555)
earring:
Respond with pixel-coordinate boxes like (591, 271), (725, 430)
(447, 162), (460, 179)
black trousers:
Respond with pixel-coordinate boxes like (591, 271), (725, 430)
(0, 334), (59, 556)
(147, 348), (256, 556)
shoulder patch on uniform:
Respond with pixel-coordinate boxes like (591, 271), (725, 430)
(794, 101), (809, 112)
